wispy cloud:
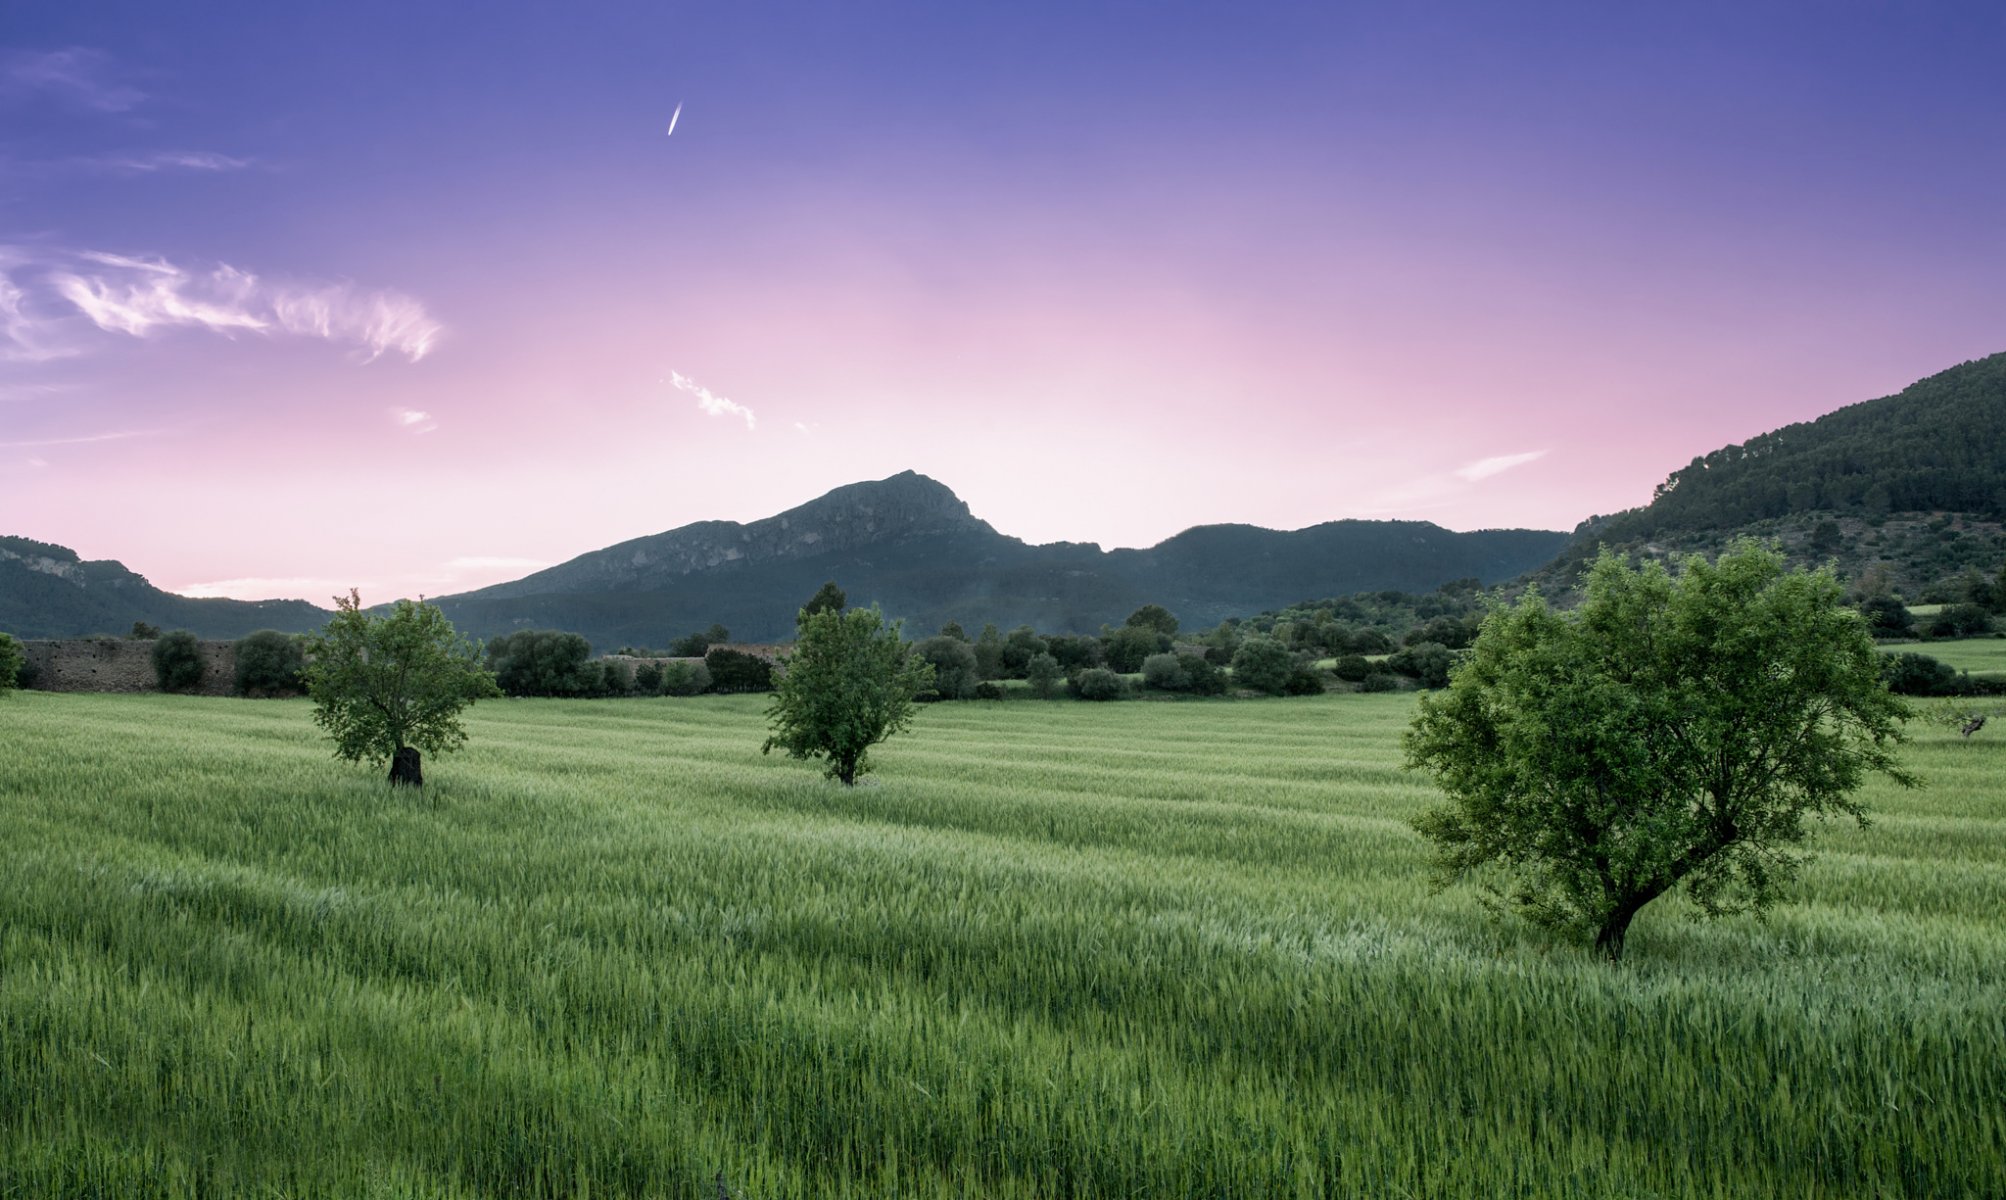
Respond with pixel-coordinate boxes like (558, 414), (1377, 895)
(390, 407), (437, 433)
(47, 250), (441, 361)
(671, 370), (757, 431)
(0, 260), (79, 363)
(1454, 450), (1548, 482)
(0, 47), (145, 112)
(25, 456), (48, 468)
(67, 150), (255, 175)
(0, 428), (160, 449)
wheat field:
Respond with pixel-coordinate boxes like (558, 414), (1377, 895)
(1, 691), (2001, 1198)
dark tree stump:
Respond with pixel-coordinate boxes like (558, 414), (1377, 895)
(388, 746), (423, 787)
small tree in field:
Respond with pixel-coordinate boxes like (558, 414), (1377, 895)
(305, 591), (501, 786)
(763, 605), (933, 785)
(0, 632), (23, 697)
(1405, 544), (1914, 962)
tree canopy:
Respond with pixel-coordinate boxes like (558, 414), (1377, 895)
(305, 592), (501, 786)
(763, 605), (932, 785)
(0, 632), (22, 697)
(1405, 544), (1914, 961)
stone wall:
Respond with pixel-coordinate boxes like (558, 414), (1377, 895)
(21, 638), (239, 696)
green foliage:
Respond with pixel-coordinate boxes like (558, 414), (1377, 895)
(669, 624), (731, 658)
(1140, 652), (1188, 692)
(1102, 624), (1166, 674)
(486, 630), (598, 697)
(633, 661), (664, 693)
(1923, 602), (1993, 639)
(1124, 604), (1179, 638)
(913, 635), (980, 700)
(304, 592), (500, 784)
(1043, 634), (1102, 673)
(971, 681), (1006, 701)
(1357, 670), (1400, 692)
(973, 624), (1004, 680)
(1282, 666), (1324, 696)
(1856, 595), (1914, 638)
(598, 658), (635, 697)
(999, 626), (1048, 678)
(151, 630), (205, 693)
(802, 581), (847, 618)
(128, 621), (159, 640)
(1387, 641), (1456, 689)
(704, 647), (774, 694)
(938, 620), (968, 641)
(763, 605), (932, 785)
(1024, 651), (1063, 699)
(1406, 545), (1915, 961)
(1229, 636), (1295, 695)
(0, 632), (21, 697)
(658, 660), (712, 697)
(232, 630), (306, 697)
(1069, 666), (1127, 701)
(1333, 654), (1373, 682)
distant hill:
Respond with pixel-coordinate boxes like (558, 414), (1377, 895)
(0, 536), (329, 640)
(1541, 352), (2006, 593)
(427, 472), (1569, 646)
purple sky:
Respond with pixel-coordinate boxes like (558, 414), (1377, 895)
(4, 2), (2003, 603)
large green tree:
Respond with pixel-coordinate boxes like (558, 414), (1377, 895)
(0, 632), (23, 697)
(305, 591), (501, 786)
(1405, 544), (1914, 961)
(763, 605), (933, 785)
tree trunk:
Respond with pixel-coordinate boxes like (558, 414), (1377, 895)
(1594, 893), (1654, 963)
(836, 752), (858, 786)
(388, 745), (423, 787)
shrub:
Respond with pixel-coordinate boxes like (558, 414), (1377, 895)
(1333, 654), (1372, 682)
(634, 661), (664, 693)
(1141, 652), (1188, 691)
(706, 647), (774, 693)
(1388, 641), (1456, 689)
(1070, 667), (1127, 701)
(972, 681), (1006, 701)
(486, 630), (598, 697)
(599, 658), (635, 697)
(233, 630), (306, 697)
(1025, 652), (1064, 699)
(1045, 634), (1103, 673)
(1358, 671), (1400, 692)
(1103, 625), (1166, 673)
(1283, 667), (1325, 695)
(152, 631), (204, 693)
(1000, 626), (1049, 678)
(914, 635), (981, 700)
(128, 621), (159, 640)
(659, 660), (712, 696)
(1882, 652), (1962, 697)
(1180, 654), (1228, 696)
(1230, 636), (1295, 695)
(1857, 595), (1914, 638)
(1924, 603), (1993, 639)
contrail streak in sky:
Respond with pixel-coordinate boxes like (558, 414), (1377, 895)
(666, 102), (682, 136)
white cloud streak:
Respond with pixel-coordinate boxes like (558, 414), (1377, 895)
(71, 150), (255, 174)
(1454, 450), (1548, 482)
(671, 370), (756, 430)
(0, 47), (145, 112)
(48, 251), (441, 361)
(0, 428), (159, 449)
(0, 260), (79, 363)
(390, 407), (437, 433)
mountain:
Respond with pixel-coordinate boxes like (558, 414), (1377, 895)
(427, 471), (1569, 646)
(0, 536), (330, 640)
(1541, 351), (2006, 591)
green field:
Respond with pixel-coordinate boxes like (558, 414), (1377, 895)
(3, 692), (2002, 1198)
(1899, 635), (2006, 677)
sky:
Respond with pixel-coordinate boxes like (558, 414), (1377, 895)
(3, 1), (2003, 603)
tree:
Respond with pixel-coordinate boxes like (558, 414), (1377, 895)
(128, 621), (159, 640)
(999, 626), (1048, 678)
(1141, 652), (1188, 691)
(802, 580), (847, 618)
(763, 605), (932, 785)
(973, 624), (1004, 680)
(152, 631), (205, 693)
(486, 630), (597, 696)
(1405, 545), (1914, 962)
(0, 632), (23, 698)
(1125, 604), (1179, 638)
(1102, 624), (1165, 673)
(659, 660), (712, 696)
(1387, 641), (1456, 689)
(938, 620), (968, 642)
(705, 647), (774, 693)
(233, 630), (306, 697)
(1857, 595), (1914, 639)
(305, 591), (501, 786)
(634, 661), (665, 693)
(1229, 636), (1295, 695)
(1024, 651), (1063, 699)
(913, 635), (979, 700)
